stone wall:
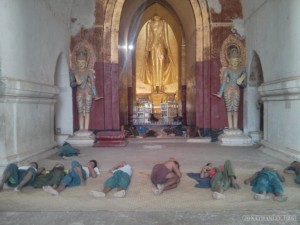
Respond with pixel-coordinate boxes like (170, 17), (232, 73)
(0, 0), (73, 167)
(243, 0), (300, 160)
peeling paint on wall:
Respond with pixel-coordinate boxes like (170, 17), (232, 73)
(42, 0), (73, 25)
(207, 0), (221, 14)
(232, 18), (245, 38)
(70, 0), (96, 36)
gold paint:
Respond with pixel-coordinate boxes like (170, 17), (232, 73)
(136, 17), (179, 95)
(148, 93), (168, 114)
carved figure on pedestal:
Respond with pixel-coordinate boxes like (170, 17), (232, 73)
(70, 41), (103, 131)
(143, 16), (176, 93)
(213, 37), (247, 130)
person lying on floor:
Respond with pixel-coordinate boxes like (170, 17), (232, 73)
(158, 125), (187, 138)
(43, 160), (99, 196)
(201, 160), (240, 200)
(0, 162), (44, 192)
(150, 157), (182, 195)
(244, 167), (287, 202)
(31, 163), (66, 189)
(90, 161), (132, 198)
(58, 142), (81, 159)
(187, 163), (218, 188)
(284, 161), (300, 185)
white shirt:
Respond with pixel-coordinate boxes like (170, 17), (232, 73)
(82, 166), (100, 178)
(19, 166), (37, 173)
(113, 164), (132, 176)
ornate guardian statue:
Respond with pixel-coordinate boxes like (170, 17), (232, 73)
(70, 41), (103, 131)
(213, 35), (247, 130)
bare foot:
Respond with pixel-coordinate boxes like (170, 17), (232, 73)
(273, 195), (288, 202)
(14, 186), (21, 192)
(62, 156), (71, 160)
(114, 190), (126, 198)
(157, 184), (164, 194)
(244, 179), (250, 185)
(95, 96), (104, 101)
(212, 93), (222, 98)
(90, 190), (106, 198)
(232, 183), (241, 190)
(43, 186), (58, 196)
(254, 193), (270, 200)
(152, 187), (160, 195)
(212, 192), (225, 200)
(284, 170), (295, 174)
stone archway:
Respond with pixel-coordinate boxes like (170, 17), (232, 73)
(127, 3), (185, 125)
(98, 0), (211, 127)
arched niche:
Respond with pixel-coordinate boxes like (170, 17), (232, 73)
(244, 50), (264, 143)
(54, 52), (73, 144)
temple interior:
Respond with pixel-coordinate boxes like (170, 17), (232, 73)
(1, 0), (300, 169)
(1, 0), (300, 223)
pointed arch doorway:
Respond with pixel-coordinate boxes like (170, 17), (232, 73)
(131, 4), (184, 125)
(93, 0), (211, 131)
(116, 0), (211, 129)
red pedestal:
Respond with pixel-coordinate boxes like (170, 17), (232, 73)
(93, 131), (127, 147)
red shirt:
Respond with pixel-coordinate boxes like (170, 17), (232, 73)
(209, 165), (224, 178)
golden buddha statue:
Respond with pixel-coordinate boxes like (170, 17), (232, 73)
(142, 16), (176, 93)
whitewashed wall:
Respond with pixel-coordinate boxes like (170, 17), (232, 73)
(243, 0), (300, 160)
(0, 0), (73, 168)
